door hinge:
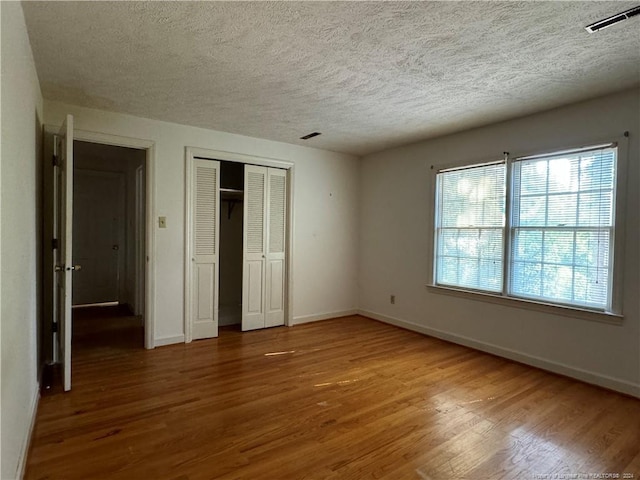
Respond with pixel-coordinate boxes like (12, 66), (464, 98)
(52, 238), (58, 250)
(52, 155), (60, 167)
(52, 322), (59, 333)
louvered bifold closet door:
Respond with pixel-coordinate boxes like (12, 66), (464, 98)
(191, 159), (220, 340)
(242, 165), (267, 331)
(265, 168), (287, 327)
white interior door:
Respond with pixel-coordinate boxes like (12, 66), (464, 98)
(53, 114), (74, 391)
(265, 168), (287, 327)
(242, 165), (267, 331)
(191, 159), (220, 340)
(73, 170), (124, 305)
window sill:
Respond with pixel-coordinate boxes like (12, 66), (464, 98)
(425, 284), (623, 325)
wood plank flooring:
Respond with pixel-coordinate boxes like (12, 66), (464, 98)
(26, 314), (640, 479)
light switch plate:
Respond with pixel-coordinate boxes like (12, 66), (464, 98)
(158, 216), (167, 228)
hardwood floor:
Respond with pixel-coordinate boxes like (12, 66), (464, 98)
(72, 305), (144, 352)
(26, 315), (640, 479)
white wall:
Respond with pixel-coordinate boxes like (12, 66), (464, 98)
(359, 88), (640, 397)
(1, 2), (44, 478)
(44, 100), (360, 343)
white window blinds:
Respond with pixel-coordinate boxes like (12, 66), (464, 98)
(509, 146), (616, 309)
(435, 162), (506, 292)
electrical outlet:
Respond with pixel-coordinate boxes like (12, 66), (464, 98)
(390, 295), (396, 305)
(158, 216), (167, 228)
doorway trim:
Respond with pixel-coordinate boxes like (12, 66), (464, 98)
(73, 129), (156, 349)
(184, 146), (295, 343)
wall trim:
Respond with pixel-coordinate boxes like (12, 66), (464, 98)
(15, 386), (39, 480)
(293, 309), (358, 325)
(154, 335), (185, 347)
(359, 309), (640, 399)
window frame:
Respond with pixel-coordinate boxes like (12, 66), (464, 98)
(427, 135), (628, 323)
(433, 160), (507, 294)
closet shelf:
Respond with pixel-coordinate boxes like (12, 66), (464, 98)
(220, 188), (244, 201)
(220, 188), (243, 218)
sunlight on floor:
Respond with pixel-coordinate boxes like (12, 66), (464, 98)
(264, 350), (296, 356)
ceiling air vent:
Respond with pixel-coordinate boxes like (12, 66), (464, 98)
(585, 5), (640, 32)
(300, 132), (321, 140)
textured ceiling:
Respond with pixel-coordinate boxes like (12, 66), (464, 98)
(22, 1), (640, 156)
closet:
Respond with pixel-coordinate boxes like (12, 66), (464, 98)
(189, 157), (288, 340)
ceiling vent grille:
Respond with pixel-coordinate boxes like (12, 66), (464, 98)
(585, 5), (640, 32)
(300, 132), (321, 140)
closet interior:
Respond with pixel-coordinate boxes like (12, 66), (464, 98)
(219, 161), (244, 328)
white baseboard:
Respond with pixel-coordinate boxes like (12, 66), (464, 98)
(15, 385), (39, 480)
(154, 334), (185, 347)
(293, 309), (358, 325)
(359, 309), (640, 399)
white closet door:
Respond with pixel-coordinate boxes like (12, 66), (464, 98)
(191, 159), (220, 340)
(242, 165), (267, 331)
(265, 168), (287, 327)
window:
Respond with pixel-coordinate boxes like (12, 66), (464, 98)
(435, 163), (505, 292)
(433, 144), (618, 313)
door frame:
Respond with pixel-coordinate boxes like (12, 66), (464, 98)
(184, 146), (295, 343)
(134, 164), (146, 316)
(72, 129), (156, 349)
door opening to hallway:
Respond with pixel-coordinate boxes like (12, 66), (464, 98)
(43, 117), (154, 392)
(71, 140), (147, 349)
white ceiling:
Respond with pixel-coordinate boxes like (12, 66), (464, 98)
(22, 1), (640, 156)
